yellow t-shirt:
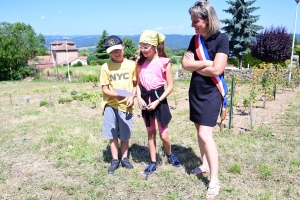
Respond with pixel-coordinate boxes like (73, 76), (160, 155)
(100, 59), (137, 115)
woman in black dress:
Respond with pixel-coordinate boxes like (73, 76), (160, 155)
(182, 1), (229, 199)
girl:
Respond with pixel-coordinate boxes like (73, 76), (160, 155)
(136, 30), (181, 175)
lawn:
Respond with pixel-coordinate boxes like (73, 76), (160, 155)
(0, 78), (299, 200)
(38, 63), (182, 80)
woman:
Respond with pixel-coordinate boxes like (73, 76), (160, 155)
(182, 1), (229, 199)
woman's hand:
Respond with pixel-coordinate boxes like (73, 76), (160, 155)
(184, 51), (195, 60)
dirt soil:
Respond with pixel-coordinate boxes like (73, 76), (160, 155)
(163, 84), (300, 134)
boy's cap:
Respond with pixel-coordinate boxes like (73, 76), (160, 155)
(105, 35), (123, 53)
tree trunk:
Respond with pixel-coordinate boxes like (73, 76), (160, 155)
(238, 57), (243, 69)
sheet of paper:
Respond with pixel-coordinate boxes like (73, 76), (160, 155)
(113, 88), (135, 97)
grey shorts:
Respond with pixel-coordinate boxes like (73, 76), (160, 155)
(102, 105), (133, 141)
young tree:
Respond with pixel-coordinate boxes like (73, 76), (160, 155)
(95, 30), (109, 60)
(79, 49), (89, 57)
(0, 22), (47, 80)
(221, 0), (263, 68)
(122, 38), (138, 59)
(250, 26), (292, 63)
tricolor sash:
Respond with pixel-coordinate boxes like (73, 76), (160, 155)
(194, 34), (228, 110)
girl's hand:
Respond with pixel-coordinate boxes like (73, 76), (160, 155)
(137, 97), (148, 110)
(126, 96), (135, 107)
(147, 100), (160, 111)
(184, 51), (195, 60)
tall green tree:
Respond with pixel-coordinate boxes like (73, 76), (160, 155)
(0, 22), (47, 80)
(95, 30), (109, 60)
(122, 38), (138, 59)
(221, 0), (263, 68)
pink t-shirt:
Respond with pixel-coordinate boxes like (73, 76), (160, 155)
(138, 57), (170, 91)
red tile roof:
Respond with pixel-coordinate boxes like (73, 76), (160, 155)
(27, 56), (54, 66)
(58, 56), (78, 65)
(50, 40), (75, 45)
(52, 43), (78, 51)
(78, 56), (88, 60)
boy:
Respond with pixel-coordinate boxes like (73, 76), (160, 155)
(100, 35), (137, 174)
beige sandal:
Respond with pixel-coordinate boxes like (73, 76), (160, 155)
(205, 182), (221, 199)
(190, 165), (210, 175)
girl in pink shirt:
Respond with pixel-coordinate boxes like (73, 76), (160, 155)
(136, 30), (181, 177)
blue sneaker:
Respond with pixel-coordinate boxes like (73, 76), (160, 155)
(121, 157), (134, 169)
(108, 159), (120, 174)
(144, 162), (156, 180)
(168, 154), (181, 167)
(144, 162), (157, 174)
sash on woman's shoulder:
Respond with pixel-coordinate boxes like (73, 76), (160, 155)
(194, 34), (228, 110)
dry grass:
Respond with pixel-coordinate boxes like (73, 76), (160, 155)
(0, 80), (299, 200)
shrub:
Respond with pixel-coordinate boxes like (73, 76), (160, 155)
(70, 90), (77, 95)
(97, 59), (108, 65)
(58, 97), (73, 104)
(171, 57), (178, 64)
(90, 60), (97, 66)
(87, 55), (97, 65)
(81, 74), (94, 82)
(76, 61), (83, 66)
(40, 101), (49, 107)
(242, 52), (263, 68)
(228, 58), (238, 66)
(65, 70), (73, 78)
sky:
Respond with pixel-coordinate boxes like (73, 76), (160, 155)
(1, 0), (300, 36)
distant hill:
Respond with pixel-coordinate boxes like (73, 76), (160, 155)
(296, 34), (300, 42)
(45, 33), (300, 51)
(44, 34), (194, 50)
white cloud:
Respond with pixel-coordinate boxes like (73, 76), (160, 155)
(40, 16), (46, 20)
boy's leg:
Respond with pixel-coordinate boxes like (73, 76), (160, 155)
(103, 106), (120, 174)
(110, 138), (119, 160)
(120, 140), (133, 169)
(118, 111), (134, 169)
(108, 138), (120, 174)
(120, 140), (129, 159)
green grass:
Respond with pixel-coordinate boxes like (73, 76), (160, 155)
(0, 80), (299, 199)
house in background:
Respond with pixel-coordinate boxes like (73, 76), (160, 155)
(28, 40), (87, 68)
(27, 55), (54, 68)
(50, 40), (78, 66)
(70, 56), (88, 66)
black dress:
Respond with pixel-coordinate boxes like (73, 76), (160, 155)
(187, 31), (229, 126)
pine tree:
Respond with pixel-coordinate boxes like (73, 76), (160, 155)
(95, 30), (109, 60)
(221, 0), (263, 68)
(122, 38), (138, 59)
